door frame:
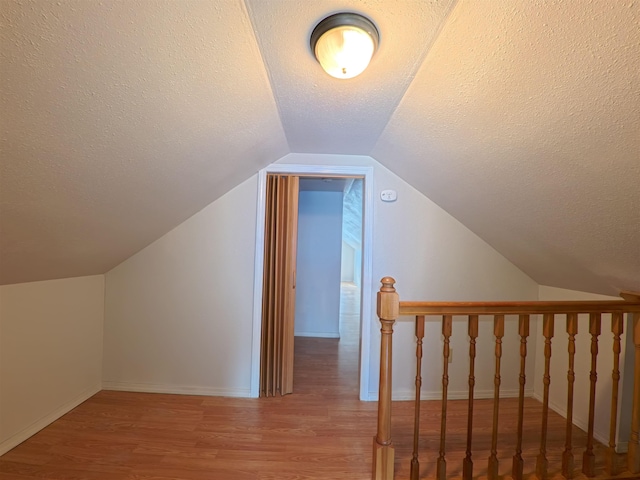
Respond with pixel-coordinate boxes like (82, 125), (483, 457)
(250, 164), (374, 400)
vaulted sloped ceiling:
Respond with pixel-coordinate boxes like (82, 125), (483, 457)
(371, 0), (640, 295)
(1, 0), (638, 295)
(0, 0), (289, 284)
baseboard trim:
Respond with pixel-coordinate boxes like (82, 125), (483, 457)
(294, 332), (340, 338)
(101, 381), (251, 398)
(366, 387), (535, 402)
(532, 392), (628, 454)
(0, 383), (101, 456)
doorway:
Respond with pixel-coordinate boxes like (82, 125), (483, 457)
(250, 164), (374, 400)
(295, 177), (362, 340)
(291, 177), (362, 396)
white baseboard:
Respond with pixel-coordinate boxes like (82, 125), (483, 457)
(101, 381), (251, 398)
(294, 332), (340, 338)
(0, 383), (101, 456)
(532, 392), (628, 453)
(366, 387), (535, 402)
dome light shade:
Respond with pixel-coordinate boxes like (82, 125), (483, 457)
(311, 13), (379, 79)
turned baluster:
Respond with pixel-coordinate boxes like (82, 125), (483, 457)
(536, 313), (554, 480)
(373, 277), (398, 480)
(437, 315), (453, 480)
(629, 312), (640, 474)
(463, 315), (479, 480)
(410, 315), (425, 480)
(512, 314), (530, 480)
(582, 313), (601, 477)
(604, 312), (624, 475)
(488, 314), (504, 480)
(562, 313), (578, 479)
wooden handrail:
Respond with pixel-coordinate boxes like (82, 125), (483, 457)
(373, 277), (640, 480)
(399, 300), (640, 315)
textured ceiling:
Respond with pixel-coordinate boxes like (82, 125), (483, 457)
(1, 0), (638, 295)
(0, 0), (288, 284)
(371, 0), (640, 295)
(245, 0), (456, 154)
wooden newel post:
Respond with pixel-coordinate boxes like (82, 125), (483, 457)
(629, 312), (640, 474)
(373, 277), (399, 480)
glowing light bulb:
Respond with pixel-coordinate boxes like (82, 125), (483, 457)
(315, 26), (375, 79)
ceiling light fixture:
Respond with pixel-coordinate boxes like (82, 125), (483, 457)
(310, 12), (379, 80)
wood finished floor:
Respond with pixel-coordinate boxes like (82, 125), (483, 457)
(0, 285), (635, 480)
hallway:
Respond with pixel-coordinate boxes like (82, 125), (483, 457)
(293, 282), (361, 397)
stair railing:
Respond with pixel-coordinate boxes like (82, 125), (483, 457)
(372, 276), (640, 480)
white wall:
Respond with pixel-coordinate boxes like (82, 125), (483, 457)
(0, 275), (104, 455)
(103, 153), (538, 402)
(535, 285), (632, 452)
(294, 190), (343, 338)
(102, 176), (258, 397)
(276, 154), (540, 400)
